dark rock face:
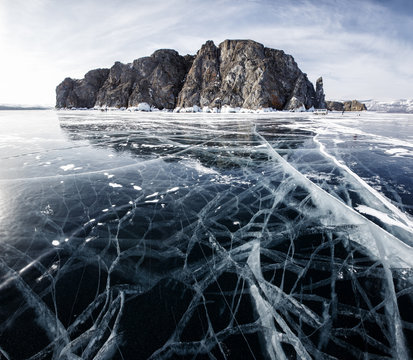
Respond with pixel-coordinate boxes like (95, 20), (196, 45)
(326, 101), (344, 111)
(326, 100), (367, 112)
(83, 50), (191, 110)
(218, 40), (272, 109)
(56, 69), (109, 108)
(284, 73), (316, 110)
(95, 62), (137, 108)
(176, 41), (221, 108)
(177, 40), (317, 110)
(56, 78), (76, 109)
(56, 40), (325, 110)
(128, 49), (191, 109)
(315, 77), (326, 109)
(343, 100), (367, 111)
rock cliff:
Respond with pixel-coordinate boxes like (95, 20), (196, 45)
(56, 40), (325, 111)
(93, 50), (193, 109)
(56, 69), (109, 108)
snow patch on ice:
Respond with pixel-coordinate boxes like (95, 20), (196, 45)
(145, 199), (159, 203)
(136, 103), (151, 112)
(60, 164), (75, 171)
(184, 160), (218, 175)
(166, 187), (179, 193)
(355, 205), (413, 232)
(221, 105), (240, 113)
(294, 105), (306, 112)
(385, 147), (413, 157)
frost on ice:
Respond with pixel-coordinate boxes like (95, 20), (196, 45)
(0, 111), (412, 359)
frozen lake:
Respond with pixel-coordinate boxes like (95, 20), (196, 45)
(0, 110), (412, 359)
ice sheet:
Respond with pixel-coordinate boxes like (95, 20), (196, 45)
(0, 110), (412, 359)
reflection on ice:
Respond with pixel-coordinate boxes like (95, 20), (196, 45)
(0, 110), (412, 359)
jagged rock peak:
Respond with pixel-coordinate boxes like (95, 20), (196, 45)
(177, 39), (317, 111)
(315, 77), (326, 109)
(56, 39), (326, 111)
(176, 40), (221, 109)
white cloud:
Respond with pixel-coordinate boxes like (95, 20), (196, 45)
(1, 0), (412, 105)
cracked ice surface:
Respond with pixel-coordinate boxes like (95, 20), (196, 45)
(0, 110), (413, 359)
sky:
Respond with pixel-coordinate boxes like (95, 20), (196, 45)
(1, 0), (413, 105)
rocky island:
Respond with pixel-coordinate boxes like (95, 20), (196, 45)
(56, 39), (364, 112)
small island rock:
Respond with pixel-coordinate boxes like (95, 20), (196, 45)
(56, 40), (327, 111)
